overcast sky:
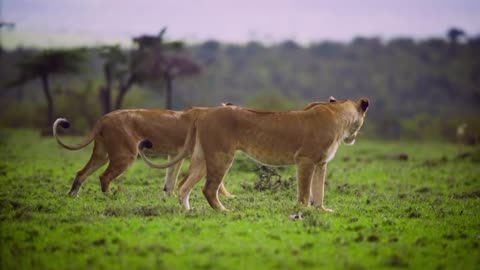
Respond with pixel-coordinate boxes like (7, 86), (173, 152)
(2, 0), (480, 47)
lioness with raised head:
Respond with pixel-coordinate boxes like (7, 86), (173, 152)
(138, 98), (369, 211)
(53, 105), (234, 197)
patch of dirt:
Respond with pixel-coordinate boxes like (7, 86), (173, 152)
(456, 152), (473, 160)
(415, 237), (428, 247)
(347, 225), (364, 232)
(300, 242), (314, 250)
(354, 234), (364, 242)
(422, 156), (448, 167)
(92, 238), (106, 246)
(135, 206), (160, 217)
(408, 211), (421, 218)
(443, 233), (456, 240)
(44, 245), (61, 253)
(415, 187), (431, 193)
(104, 207), (123, 217)
(384, 153), (409, 161)
(149, 244), (173, 253)
(406, 207), (421, 218)
(367, 235), (380, 242)
(456, 150), (480, 162)
(336, 183), (351, 194)
(385, 254), (408, 268)
(451, 190), (480, 199)
(388, 237), (399, 243)
(14, 209), (32, 221)
(302, 215), (330, 233)
(348, 217), (359, 223)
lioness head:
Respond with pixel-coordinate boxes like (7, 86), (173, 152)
(343, 98), (369, 145)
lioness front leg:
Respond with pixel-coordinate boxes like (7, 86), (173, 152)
(295, 160), (315, 206)
(310, 163), (334, 212)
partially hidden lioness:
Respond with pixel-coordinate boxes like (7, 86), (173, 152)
(138, 98), (369, 211)
(53, 105), (235, 197)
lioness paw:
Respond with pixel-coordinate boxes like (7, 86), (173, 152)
(224, 193), (236, 199)
(320, 206), (334, 213)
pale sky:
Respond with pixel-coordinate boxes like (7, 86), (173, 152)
(2, 0), (480, 47)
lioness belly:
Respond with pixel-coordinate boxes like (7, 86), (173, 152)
(241, 146), (295, 166)
(236, 129), (298, 166)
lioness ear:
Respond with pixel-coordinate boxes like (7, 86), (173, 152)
(329, 96), (337, 103)
(359, 98), (369, 111)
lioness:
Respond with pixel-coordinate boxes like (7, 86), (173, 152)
(53, 106), (234, 197)
(138, 98), (369, 211)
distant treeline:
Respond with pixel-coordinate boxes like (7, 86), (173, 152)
(1, 31), (479, 142)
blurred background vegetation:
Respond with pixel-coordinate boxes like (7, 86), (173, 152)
(1, 27), (479, 142)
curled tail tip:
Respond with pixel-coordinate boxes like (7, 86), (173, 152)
(138, 139), (153, 150)
(55, 118), (71, 129)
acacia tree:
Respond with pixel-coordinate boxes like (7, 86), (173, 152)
(98, 45), (127, 114)
(447, 27), (466, 56)
(8, 49), (85, 128)
(447, 28), (466, 44)
(162, 57), (201, 109)
(114, 28), (201, 110)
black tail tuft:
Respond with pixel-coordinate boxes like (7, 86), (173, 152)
(138, 139), (153, 150)
(59, 119), (71, 129)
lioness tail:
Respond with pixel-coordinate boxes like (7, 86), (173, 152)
(137, 120), (197, 169)
(52, 118), (96, 150)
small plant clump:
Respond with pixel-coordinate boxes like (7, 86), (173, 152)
(250, 165), (296, 192)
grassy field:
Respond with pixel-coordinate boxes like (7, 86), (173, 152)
(0, 129), (479, 269)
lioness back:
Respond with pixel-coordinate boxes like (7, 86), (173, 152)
(100, 108), (210, 154)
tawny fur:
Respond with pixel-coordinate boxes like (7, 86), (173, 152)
(53, 107), (234, 197)
(139, 98), (369, 211)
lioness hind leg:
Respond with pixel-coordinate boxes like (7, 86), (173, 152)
(99, 155), (136, 193)
(69, 141), (108, 196)
(179, 171), (232, 199)
(98, 136), (138, 193)
(176, 170), (234, 200)
(219, 182), (235, 198)
(203, 153), (234, 211)
(164, 156), (184, 195)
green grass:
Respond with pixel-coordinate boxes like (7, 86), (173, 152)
(1, 129), (479, 269)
